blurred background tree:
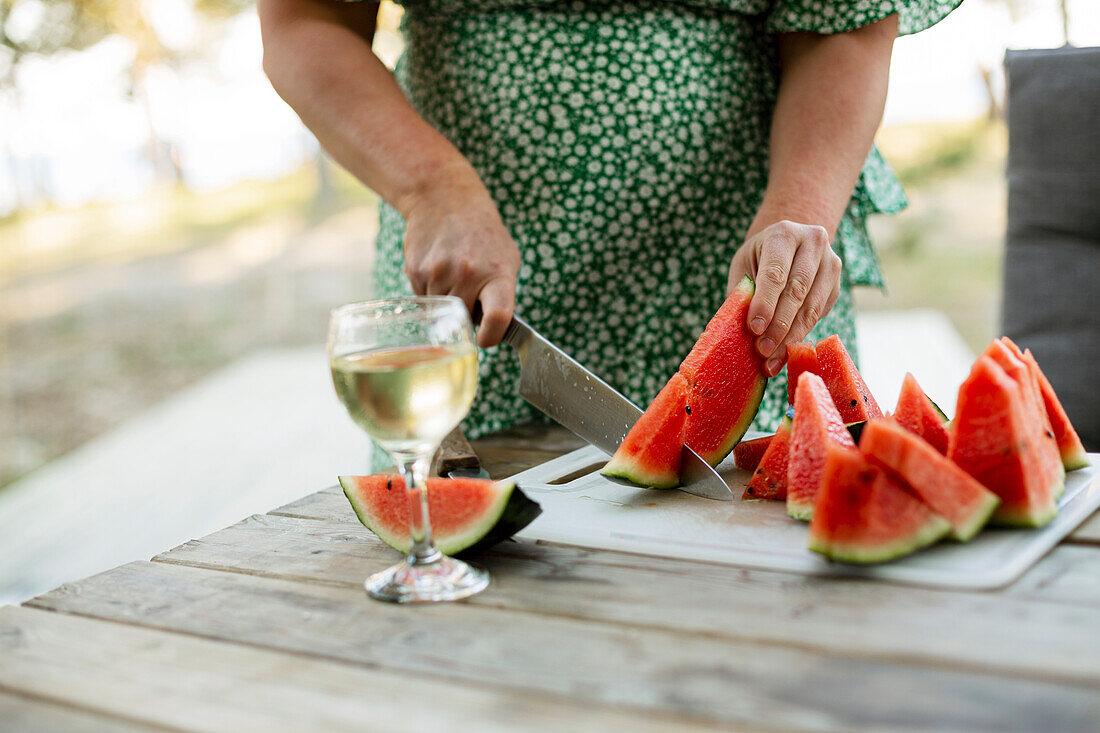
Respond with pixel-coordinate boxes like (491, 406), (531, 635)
(1, 0), (253, 197)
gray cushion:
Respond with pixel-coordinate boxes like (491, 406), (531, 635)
(1002, 46), (1100, 451)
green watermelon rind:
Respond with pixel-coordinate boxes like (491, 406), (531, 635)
(339, 476), (543, 556)
(1061, 445), (1091, 473)
(926, 396), (950, 423)
(950, 491), (1002, 542)
(694, 376), (767, 467)
(684, 275), (768, 467)
(601, 457), (679, 490)
(988, 468), (1063, 528)
(786, 498), (814, 522)
(808, 513), (951, 564)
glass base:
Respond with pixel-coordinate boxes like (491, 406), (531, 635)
(364, 555), (489, 603)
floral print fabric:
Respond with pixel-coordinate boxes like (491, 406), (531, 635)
(369, 0), (961, 439)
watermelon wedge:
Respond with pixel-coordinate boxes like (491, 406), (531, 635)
(893, 373), (950, 454)
(808, 444), (951, 564)
(742, 417), (791, 501)
(340, 475), (542, 555)
(859, 418), (999, 541)
(1005, 344), (1090, 472)
(679, 275), (768, 465)
(948, 356), (1062, 527)
(981, 340), (1065, 499)
(602, 373), (689, 488)
(785, 341), (819, 406)
(814, 334), (884, 424)
(733, 434), (773, 471)
(786, 372), (857, 521)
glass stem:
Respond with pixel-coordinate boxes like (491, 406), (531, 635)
(395, 453), (440, 566)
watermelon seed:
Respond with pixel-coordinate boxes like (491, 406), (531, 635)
(1046, 429), (1054, 438)
(685, 404), (692, 415)
(747, 487), (755, 495)
(386, 477), (392, 491)
(850, 399), (857, 407)
(755, 468), (763, 474)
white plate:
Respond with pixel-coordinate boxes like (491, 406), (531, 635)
(512, 442), (1100, 590)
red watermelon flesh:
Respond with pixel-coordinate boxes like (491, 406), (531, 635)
(893, 372), (950, 454)
(808, 444), (951, 564)
(948, 356), (1061, 527)
(602, 373), (689, 488)
(733, 434), (773, 471)
(1011, 345), (1089, 472)
(999, 337), (1086, 470)
(815, 334), (884, 424)
(742, 417), (791, 500)
(679, 275), (768, 466)
(787, 372), (857, 521)
(981, 340), (1064, 498)
(859, 418), (999, 541)
(785, 341), (819, 406)
(340, 475), (542, 555)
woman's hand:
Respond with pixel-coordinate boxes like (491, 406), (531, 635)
(727, 220), (842, 378)
(401, 171), (521, 348)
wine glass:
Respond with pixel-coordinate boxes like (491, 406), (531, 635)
(328, 296), (488, 603)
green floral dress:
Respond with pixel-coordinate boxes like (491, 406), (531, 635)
(371, 0), (962, 439)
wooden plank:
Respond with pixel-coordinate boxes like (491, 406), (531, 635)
(26, 562), (1100, 732)
(263, 490), (1100, 607)
(267, 488), (359, 523)
(0, 606), (727, 733)
(473, 422), (586, 454)
(0, 690), (164, 733)
(149, 513), (1100, 683)
(267, 489), (353, 521)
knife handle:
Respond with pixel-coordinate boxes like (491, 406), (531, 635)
(434, 426), (481, 477)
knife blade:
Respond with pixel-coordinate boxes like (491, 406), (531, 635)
(502, 316), (733, 501)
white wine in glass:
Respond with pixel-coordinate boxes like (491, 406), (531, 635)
(328, 297), (488, 603)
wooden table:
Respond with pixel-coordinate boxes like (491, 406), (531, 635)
(3, 423), (1099, 732)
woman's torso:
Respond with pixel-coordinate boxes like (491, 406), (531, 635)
(374, 0), (892, 437)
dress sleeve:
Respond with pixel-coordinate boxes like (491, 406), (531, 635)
(766, 0), (963, 36)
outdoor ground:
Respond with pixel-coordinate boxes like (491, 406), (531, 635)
(0, 120), (1007, 489)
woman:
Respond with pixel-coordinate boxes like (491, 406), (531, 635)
(259, 0), (960, 439)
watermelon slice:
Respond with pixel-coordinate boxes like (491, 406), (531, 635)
(808, 444), (951, 564)
(1004, 343), (1090, 472)
(785, 341), (819, 406)
(602, 373), (689, 488)
(948, 356), (1062, 527)
(679, 275), (768, 465)
(786, 372), (857, 521)
(814, 334), (884, 424)
(981, 340), (1065, 499)
(339, 475), (542, 555)
(733, 434), (773, 471)
(859, 418), (999, 541)
(893, 373), (950, 454)
(742, 417), (792, 501)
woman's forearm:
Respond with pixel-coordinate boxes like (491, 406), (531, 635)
(749, 15), (898, 239)
(257, 0), (480, 217)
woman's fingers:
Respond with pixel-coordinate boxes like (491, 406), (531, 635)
(755, 226), (829, 359)
(475, 276), (516, 348)
(762, 254), (841, 377)
(745, 229), (797, 337)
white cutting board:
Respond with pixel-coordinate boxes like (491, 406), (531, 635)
(512, 436), (1100, 590)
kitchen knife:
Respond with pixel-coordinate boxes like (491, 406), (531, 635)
(501, 316), (733, 500)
